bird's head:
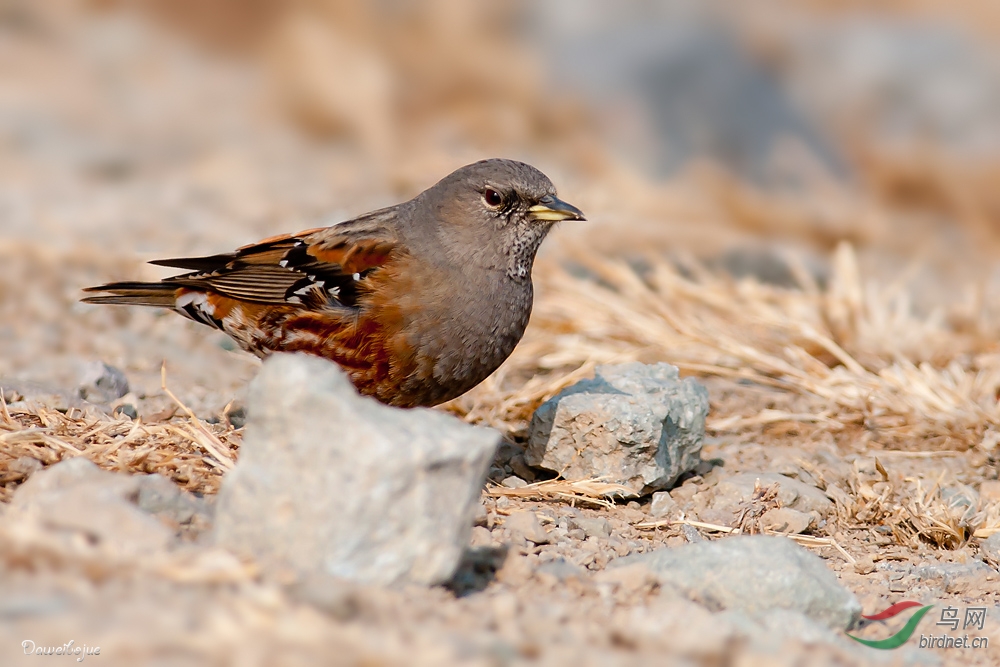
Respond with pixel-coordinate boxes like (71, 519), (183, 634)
(415, 158), (585, 280)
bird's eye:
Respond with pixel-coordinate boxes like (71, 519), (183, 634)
(483, 188), (504, 208)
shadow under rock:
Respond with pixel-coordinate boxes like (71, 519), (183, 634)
(445, 545), (509, 597)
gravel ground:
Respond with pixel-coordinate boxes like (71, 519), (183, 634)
(3, 5), (1000, 666)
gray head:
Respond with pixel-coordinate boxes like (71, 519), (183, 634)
(409, 158), (585, 280)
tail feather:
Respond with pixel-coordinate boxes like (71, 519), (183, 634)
(81, 281), (178, 308)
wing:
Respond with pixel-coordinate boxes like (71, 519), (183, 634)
(149, 206), (402, 311)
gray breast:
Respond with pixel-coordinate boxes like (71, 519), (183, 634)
(422, 276), (534, 403)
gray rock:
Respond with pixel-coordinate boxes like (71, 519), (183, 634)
(681, 524), (705, 543)
(608, 535), (861, 631)
(113, 403), (138, 420)
(759, 507), (814, 535)
(77, 361), (130, 403)
(649, 491), (679, 519)
(526, 363), (708, 495)
(134, 474), (210, 526)
(536, 557), (587, 582)
(941, 484), (979, 524)
(10, 458), (175, 556)
(214, 353), (500, 586)
(501, 476), (528, 489)
(0, 380), (77, 412)
(504, 511), (550, 545)
(981, 533), (1000, 563)
(569, 516), (612, 539)
(473, 502), (488, 527)
(285, 572), (363, 621)
(711, 473), (834, 516)
(912, 559), (994, 595)
(469, 526), (493, 547)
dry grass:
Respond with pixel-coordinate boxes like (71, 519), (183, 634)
(445, 240), (1000, 550)
(3, 237), (999, 552)
(828, 457), (996, 550)
(0, 392), (239, 504)
(485, 478), (637, 509)
(452, 242), (1000, 455)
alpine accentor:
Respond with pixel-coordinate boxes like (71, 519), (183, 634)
(83, 158), (584, 407)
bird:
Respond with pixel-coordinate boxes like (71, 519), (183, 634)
(83, 158), (585, 408)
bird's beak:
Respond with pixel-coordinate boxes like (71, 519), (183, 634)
(528, 194), (586, 222)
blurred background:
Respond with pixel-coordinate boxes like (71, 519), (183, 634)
(2, 0), (1000, 409)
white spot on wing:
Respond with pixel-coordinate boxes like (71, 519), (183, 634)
(176, 291), (215, 316)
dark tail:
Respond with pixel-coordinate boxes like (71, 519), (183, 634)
(81, 281), (178, 308)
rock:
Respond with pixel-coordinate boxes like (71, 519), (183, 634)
(214, 353), (500, 586)
(649, 491), (679, 519)
(7, 456), (43, 482)
(0, 380), (76, 411)
(9, 458), (175, 556)
(526, 363), (708, 495)
(77, 361), (129, 403)
(469, 526), (493, 547)
(680, 524), (704, 543)
(504, 511), (549, 545)
(134, 474), (210, 526)
(981, 533), (1000, 563)
(285, 572), (363, 620)
(446, 545), (509, 596)
(912, 559), (995, 595)
(608, 535), (861, 630)
(594, 562), (661, 596)
(113, 403), (138, 420)
(501, 476), (528, 489)
(569, 516), (612, 539)
(508, 455), (536, 483)
(759, 507), (814, 534)
(224, 403), (247, 429)
(473, 502), (488, 527)
(695, 508), (737, 528)
(941, 484), (979, 524)
(536, 557), (587, 583)
(491, 440), (537, 483)
(711, 473), (834, 516)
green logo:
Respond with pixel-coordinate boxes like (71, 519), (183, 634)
(847, 602), (934, 650)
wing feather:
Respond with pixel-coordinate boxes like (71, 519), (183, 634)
(83, 207), (402, 311)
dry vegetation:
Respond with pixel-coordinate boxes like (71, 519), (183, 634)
(2, 2), (1000, 663)
(4, 234), (1000, 552)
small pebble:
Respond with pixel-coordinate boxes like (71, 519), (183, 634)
(681, 524), (704, 543)
(649, 491), (679, 519)
(504, 511), (549, 545)
(501, 476), (527, 489)
(570, 516), (612, 539)
(78, 361), (130, 403)
(114, 403), (138, 420)
(473, 502), (488, 527)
